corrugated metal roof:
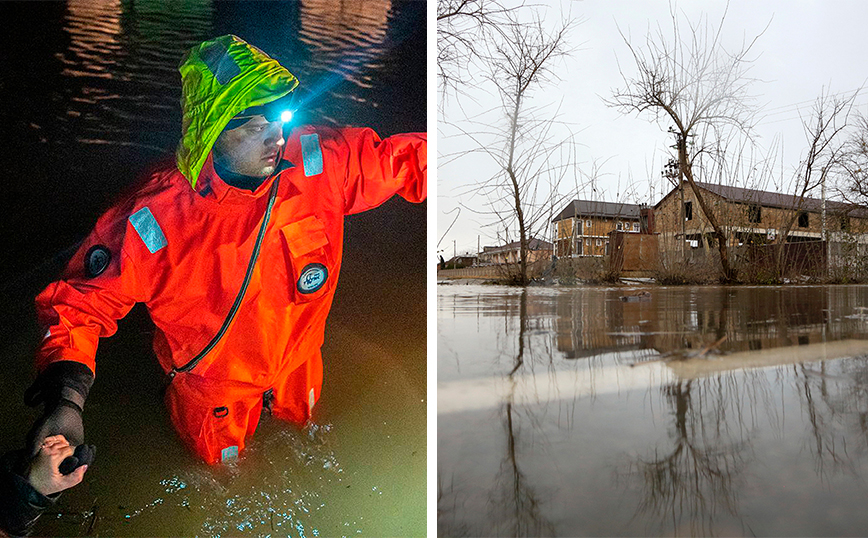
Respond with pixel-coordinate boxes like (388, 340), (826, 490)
(552, 199), (643, 222)
(661, 181), (868, 217)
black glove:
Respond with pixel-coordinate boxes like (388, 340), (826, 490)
(58, 443), (96, 475)
(24, 361), (94, 458)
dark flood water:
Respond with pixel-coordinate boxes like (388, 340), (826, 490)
(0, 1), (425, 536)
(438, 284), (868, 537)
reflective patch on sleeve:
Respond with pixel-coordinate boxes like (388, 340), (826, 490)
(199, 41), (241, 85)
(129, 207), (168, 254)
(300, 133), (323, 177)
(44, 328), (51, 339)
(221, 445), (239, 463)
(308, 388), (316, 412)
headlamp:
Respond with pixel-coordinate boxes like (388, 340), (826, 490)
(224, 92), (296, 130)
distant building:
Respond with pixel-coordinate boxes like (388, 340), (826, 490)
(443, 255), (477, 269)
(653, 181), (868, 251)
(551, 200), (644, 257)
(478, 238), (553, 265)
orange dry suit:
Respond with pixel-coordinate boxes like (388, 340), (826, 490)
(33, 35), (427, 464)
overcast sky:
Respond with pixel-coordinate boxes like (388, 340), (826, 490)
(436, 0), (868, 258)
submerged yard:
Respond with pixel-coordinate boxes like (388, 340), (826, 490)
(438, 284), (868, 537)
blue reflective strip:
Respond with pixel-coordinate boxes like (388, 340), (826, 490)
(129, 207), (167, 253)
(300, 133), (323, 176)
(199, 41), (241, 85)
(221, 445), (239, 462)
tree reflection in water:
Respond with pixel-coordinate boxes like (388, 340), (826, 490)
(617, 378), (755, 537)
(439, 284), (868, 536)
(438, 289), (556, 537)
(796, 357), (868, 479)
(488, 289), (556, 537)
(616, 290), (774, 537)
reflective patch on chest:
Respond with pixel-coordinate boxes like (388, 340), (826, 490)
(297, 263), (328, 294)
(300, 133), (323, 177)
(84, 245), (112, 278)
(129, 207), (167, 253)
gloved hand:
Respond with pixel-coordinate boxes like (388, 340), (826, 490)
(24, 361), (94, 458)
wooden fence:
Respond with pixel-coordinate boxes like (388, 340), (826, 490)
(437, 266), (505, 279)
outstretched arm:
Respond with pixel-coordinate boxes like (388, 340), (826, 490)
(331, 128), (427, 215)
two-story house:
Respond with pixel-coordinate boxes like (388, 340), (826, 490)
(551, 200), (643, 257)
(653, 181), (868, 252)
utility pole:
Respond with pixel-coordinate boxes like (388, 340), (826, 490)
(453, 239), (456, 261)
(822, 172), (828, 277)
(663, 148), (684, 262)
(675, 131), (686, 263)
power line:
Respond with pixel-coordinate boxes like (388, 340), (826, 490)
(759, 87), (864, 115)
(760, 100), (868, 126)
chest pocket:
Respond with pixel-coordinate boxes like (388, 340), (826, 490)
(280, 215), (334, 303)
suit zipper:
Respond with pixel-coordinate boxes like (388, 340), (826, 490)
(169, 176), (281, 379)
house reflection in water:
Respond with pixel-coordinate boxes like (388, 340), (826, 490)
(553, 286), (868, 361)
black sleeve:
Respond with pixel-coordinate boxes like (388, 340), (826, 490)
(0, 450), (57, 537)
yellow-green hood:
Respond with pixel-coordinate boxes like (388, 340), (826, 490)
(176, 35), (299, 188)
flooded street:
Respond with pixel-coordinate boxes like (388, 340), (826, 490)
(0, 1), (425, 536)
(438, 284), (868, 536)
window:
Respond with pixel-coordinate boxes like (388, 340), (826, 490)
(595, 238), (602, 246)
(586, 220), (592, 227)
(633, 222), (640, 232)
(841, 215), (851, 232)
(798, 211), (808, 228)
(585, 239), (590, 246)
(684, 201), (693, 221)
(748, 204), (761, 224)
(616, 222), (623, 231)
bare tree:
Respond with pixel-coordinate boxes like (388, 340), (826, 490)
(471, 16), (576, 285)
(774, 89), (858, 277)
(608, 4), (766, 282)
(838, 110), (868, 207)
(437, 0), (521, 103)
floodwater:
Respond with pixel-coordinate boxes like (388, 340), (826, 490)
(438, 284), (868, 537)
(0, 1), (425, 536)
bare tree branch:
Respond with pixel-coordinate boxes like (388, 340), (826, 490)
(607, 2), (768, 282)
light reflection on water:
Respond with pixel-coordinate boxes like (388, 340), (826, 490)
(438, 284), (868, 537)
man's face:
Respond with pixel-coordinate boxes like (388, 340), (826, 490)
(212, 115), (286, 177)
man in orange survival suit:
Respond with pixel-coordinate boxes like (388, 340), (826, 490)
(23, 35), (426, 465)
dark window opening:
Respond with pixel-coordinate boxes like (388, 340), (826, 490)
(798, 211), (808, 228)
(748, 204), (762, 224)
(705, 233), (716, 249)
(684, 201), (693, 221)
(840, 215), (851, 232)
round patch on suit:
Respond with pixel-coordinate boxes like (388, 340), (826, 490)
(297, 263), (328, 294)
(84, 245), (112, 278)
